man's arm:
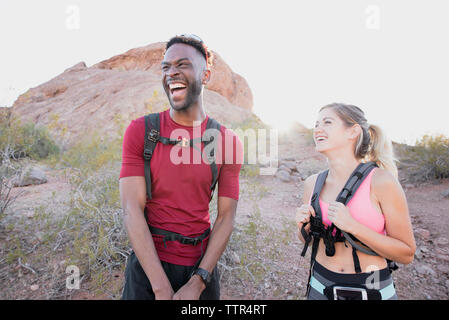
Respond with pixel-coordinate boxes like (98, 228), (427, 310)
(172, 196), (237, 300)
(120, 176), (174, 299)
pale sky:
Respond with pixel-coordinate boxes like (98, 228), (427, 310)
(1, 0), (448, 145)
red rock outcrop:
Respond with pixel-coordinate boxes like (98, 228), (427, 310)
(10, 42), (254, 144)
(92, 42), (253, 110)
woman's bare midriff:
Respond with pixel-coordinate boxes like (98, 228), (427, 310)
(315, 239), (387, 273)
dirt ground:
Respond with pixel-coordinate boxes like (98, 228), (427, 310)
(221, 172), (449, 300)
(1, 134), (448, 300)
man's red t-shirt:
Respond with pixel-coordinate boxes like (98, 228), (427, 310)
(119, 110), (242, 266)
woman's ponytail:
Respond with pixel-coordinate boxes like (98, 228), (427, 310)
(367, 124), (398, 179)
(320, 103), (399, 179)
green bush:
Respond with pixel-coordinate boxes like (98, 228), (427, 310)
(415, 134), (449, 179)
(0, 117), (59, 161)
(397, 134), (449, 182)
(55, 131), (126, 297)
(59, 131), (123, 175)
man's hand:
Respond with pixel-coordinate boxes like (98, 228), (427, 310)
(172, 275), (205, 300)
(154, 286), (175, 300)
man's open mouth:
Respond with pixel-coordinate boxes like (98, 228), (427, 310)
(168, 82), (187, 97)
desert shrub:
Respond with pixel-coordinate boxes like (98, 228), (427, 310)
(0, 152), (24, 220)
(397, 134), (449, 182)
(59, 131), (123, 175)
(63, 163), (129, 292)
(1, 129), (127, 298)
(46, 129), (125, 295)
(0, 116), (59, 161)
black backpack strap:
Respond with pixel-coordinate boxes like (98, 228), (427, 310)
(143, 114), (223, 202)
(148, 225), (211, 248)
(336, 162), (377, 204)
(334, 162), (379, 273)
(143, 113), (161, 200)
(203, 117), (221, 200)
(336, 162), (380, 257)
(300, 170), (328, 257)
(310, 170), (328, 222)
(302, 170), (328, 297)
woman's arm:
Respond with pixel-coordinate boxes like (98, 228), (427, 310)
(296, 174), (317, 243)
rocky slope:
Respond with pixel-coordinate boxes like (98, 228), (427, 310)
(9, 42), (254, 144)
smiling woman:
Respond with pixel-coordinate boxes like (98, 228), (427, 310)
(295, 103), (416, 300)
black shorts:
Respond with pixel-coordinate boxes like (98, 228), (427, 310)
(307, 261), (398, 300)
(121, 251), (220, 300)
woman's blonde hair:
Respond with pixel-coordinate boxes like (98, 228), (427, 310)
(320, 103), (398, 178)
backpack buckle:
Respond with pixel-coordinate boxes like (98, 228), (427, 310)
(178, 137), (190, 148)
(148, 129), (160, 143)
(143, 148), (153, 160)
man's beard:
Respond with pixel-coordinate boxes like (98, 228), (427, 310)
(167, 78), (202, 111)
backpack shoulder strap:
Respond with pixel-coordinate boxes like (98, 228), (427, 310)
(336, 161), (378, 205)
(203, 117), (221, 201)
(310, 170), (329, 221)
(143, 113), (161, 200)
(336, 162), (380, 263)
(300, 169), (328, 257)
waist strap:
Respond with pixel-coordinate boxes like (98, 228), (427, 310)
(148, 225), (211, 248)
(309, 275), (396, 300)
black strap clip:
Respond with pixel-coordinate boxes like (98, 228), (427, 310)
(148, 129), (160, 143)
(143, 148), (153, 161)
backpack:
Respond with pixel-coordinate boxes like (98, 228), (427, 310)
(141, 112), (222, 260)
(143, 112), (222, 202)
(300, 162), (398, 295)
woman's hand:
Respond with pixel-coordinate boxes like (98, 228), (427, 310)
(327, 202), (358, 233)
(295, 204), (316, 226)
(295, 204), (315, 242)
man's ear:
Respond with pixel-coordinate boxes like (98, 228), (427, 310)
(201, 69), (211, 85)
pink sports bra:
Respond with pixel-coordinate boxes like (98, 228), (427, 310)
(316, 168), (386, 235)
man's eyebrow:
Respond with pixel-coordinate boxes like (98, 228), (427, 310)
(161, 58), (191, 65)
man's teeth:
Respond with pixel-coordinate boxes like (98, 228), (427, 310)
(169, 83), (186, 90)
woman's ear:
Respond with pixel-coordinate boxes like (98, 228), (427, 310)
(348, 124), (362, 140)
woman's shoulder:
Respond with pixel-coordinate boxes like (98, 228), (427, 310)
(303, 173), (320, 197)
(371, 166), (402, 196)
(302, 174), (319, 204)
(372, 167), (396, 184)
(304, 173), (319, 187)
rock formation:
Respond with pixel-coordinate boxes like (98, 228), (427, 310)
(10, 42), (254, 144)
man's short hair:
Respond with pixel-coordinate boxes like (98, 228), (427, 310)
(166, 34), (212, 67)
